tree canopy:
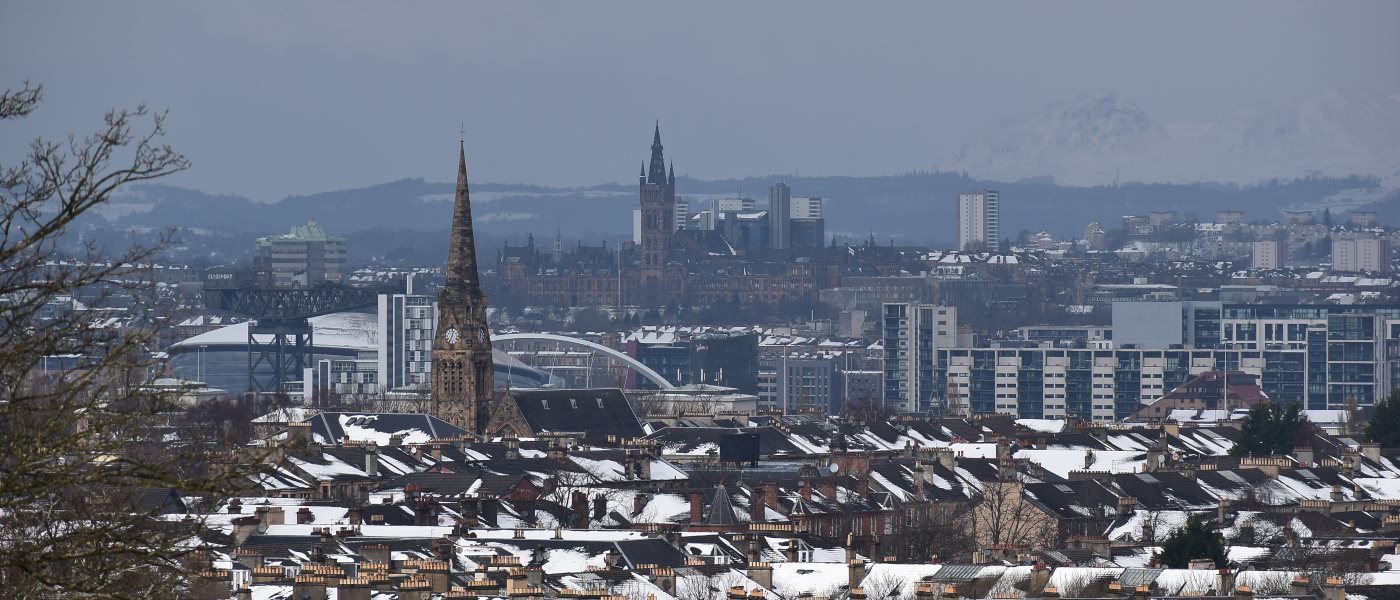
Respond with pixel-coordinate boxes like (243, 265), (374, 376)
(1230, 401), (1311, 457)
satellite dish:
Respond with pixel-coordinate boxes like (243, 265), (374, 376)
(827, 463), (840, 474)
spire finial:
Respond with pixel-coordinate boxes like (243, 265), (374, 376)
(459, 122), (464, 144)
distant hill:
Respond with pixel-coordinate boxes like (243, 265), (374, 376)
(100, 173), (1386, 258)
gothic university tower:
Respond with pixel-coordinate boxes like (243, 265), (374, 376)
(432, 141), (495, 433)
(638, 122), (676, 290)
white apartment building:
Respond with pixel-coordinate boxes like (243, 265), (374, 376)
(376, 291), (437, 391)
(955, 190), (999, 251)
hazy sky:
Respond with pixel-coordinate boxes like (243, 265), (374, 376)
(3, 1), (1398, 201)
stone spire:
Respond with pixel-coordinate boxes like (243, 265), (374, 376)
(433, 139), (495, 433)
(648, 120), (667, 185)
(668, 161), (675, 186)
(444, 141), (482, 295)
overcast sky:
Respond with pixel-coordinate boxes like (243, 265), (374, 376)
(3, 1), (1398, 201)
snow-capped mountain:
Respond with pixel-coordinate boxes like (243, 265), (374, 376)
(943, 89), (1400, 186)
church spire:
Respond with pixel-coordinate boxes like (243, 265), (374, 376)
(433, 138), (495, 434)
(668, 161), (675, 186)
(647, 120), (667, 185)
(445, 140), (482, 295)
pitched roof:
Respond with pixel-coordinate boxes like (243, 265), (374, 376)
(508, 389), (645, 440)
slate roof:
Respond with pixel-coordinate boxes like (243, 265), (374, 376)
(508, 389), (645, 440)
(1109, 472), (1217, 510)
(704, 484), (740, 526)
(645, 426), (806, 457)
(1023, 480), (1121, 520)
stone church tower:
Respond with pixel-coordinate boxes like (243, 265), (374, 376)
(638, 122), (676, 296)
(432, 141), (495, 433)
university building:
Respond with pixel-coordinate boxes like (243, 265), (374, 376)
(492, 124), (828, 309)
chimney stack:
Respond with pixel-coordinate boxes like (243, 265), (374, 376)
(750, 486), (766, 523)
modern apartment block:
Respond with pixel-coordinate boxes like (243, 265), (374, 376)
(882, 303), (958, 413)
(1332, 236), (1391, 273)
(254, 220), (347, 287)
(955, 190), (999, 251)
(938, 346), (1295, 422)
(376, 292), (437, 391)
(935, 302), (1400, 420)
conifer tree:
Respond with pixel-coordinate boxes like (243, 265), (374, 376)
(1155, 515), (1228, 568)
(1231, 401), (1310, 457)
(1367, 391), (1400, 448)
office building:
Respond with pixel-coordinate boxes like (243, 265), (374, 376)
(777, 353), (839, 415)
(691, 332), (759, 394)
(769, 182), (791, 250)
(955, 190), (999, 251)
(882, 303), (958, 413)
(1332, 237), (1390, 273)
(1252, 240), (1287, 270)
(790, 218), (826, 250)
(254, 220), (346, 287)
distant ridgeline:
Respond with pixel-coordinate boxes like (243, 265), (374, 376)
(88, 174), (1384, 260)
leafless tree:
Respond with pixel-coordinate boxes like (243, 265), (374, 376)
(896, 503), (975, 562)
(677, 570), (750, 600)
(0, 82), (248, 598)
(965, 475), (1058, 550)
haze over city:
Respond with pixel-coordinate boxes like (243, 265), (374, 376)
(3, 1), (1398, 199)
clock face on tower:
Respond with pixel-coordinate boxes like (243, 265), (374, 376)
(444, 327), (460, 345)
